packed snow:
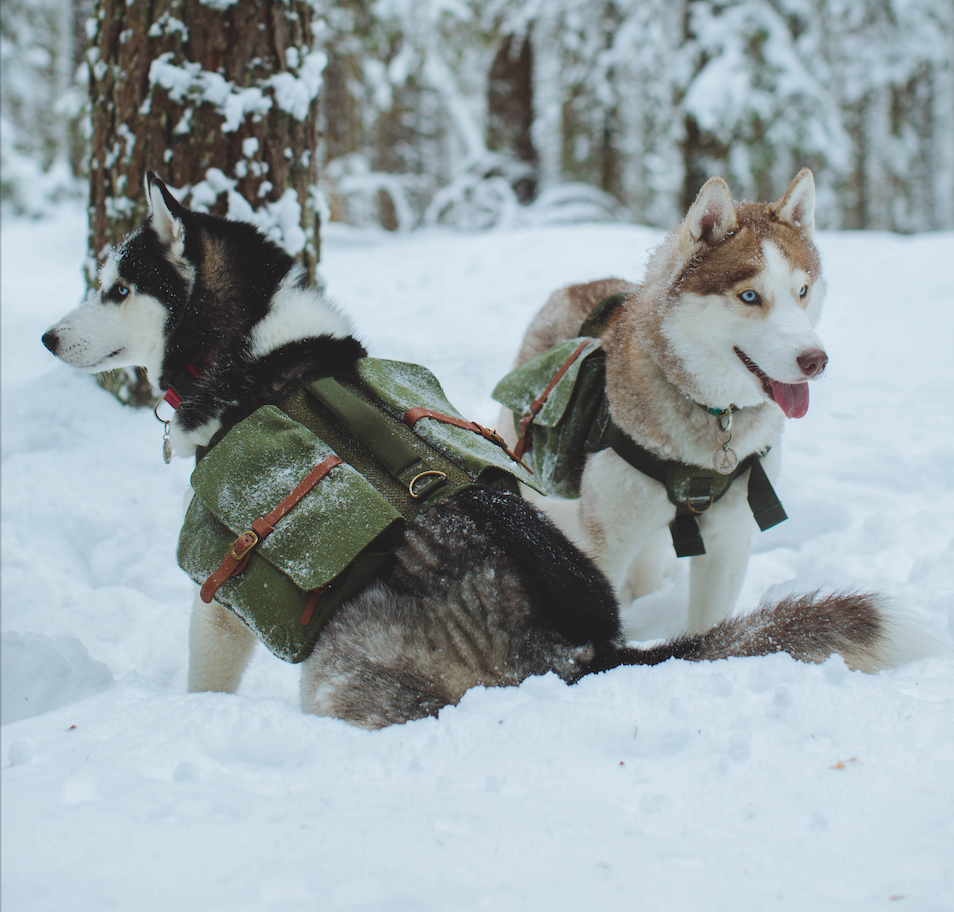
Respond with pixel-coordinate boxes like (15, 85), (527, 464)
(2, 207), (953, 911)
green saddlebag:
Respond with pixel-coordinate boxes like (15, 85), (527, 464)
(492, 337), (607, 499)
(177, 405), (404, 663)
(177, 358), (542, 663)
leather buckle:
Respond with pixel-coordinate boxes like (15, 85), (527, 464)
(230, 530), (259, 560)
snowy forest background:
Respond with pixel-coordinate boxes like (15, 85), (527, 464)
(3, 0), (953, 247)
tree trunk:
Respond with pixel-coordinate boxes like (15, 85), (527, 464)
(487, 33), (537, 203)
(87, 0), (324, 403)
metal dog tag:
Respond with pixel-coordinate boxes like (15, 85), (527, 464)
(713, 446), (739, 474)
(155, 400), (174, 465)
(712, 412), (737, 474)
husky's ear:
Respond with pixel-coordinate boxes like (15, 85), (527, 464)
(145, 171), (187, 251)
(684, 176), (738, 248)
(774, 168), (816, 235)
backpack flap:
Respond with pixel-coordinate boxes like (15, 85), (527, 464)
(352, 358), (544, 494)
(177, 405), (403, 662)
(491, 338), (606, 498)
(492, 337), (602, 430)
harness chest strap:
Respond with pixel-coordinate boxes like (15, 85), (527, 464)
(577, 294), (786, 556)
(200, 454), (343, 604)
(600, 419), (786, 557)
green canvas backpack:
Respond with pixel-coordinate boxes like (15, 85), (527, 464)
(177, 359), (541, 663)
(492, 336), (609, 499)
(491, 295), (787, 558)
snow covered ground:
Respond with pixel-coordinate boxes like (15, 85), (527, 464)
(2, 206), (953, 911)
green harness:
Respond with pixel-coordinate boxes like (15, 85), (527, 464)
(177, 359), (540, 663)
(492, 295), (787, 558)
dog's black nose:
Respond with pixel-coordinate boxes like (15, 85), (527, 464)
(41, 330), (59, 354)
(797, 348), (828, 377)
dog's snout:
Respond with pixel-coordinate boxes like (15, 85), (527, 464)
(797, 348), (828, 377)
(41, 330), (60, 355)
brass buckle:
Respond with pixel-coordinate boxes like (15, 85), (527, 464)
(230, 529), (259, 560)
(408, 471), (447, 499)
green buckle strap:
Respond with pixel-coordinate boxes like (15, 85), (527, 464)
(669, 475), (717, 559)
(667, 460), (785, 558)
(305, 377), (451, 503)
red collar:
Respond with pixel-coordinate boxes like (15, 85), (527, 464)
(162, 357), (211, 410)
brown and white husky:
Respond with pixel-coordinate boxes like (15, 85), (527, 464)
(42, 172), (912, 727)
(505, 170), (833, 634)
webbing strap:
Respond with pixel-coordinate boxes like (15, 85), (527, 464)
(670, 513), (706, 558)
(747, 458), (788, 531)
(667, 462), (785, 557)
(601, 422), (668, 484)
(305, 377), (449, 501)
(600, 418), (785, 556)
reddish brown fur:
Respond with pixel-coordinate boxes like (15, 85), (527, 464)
(676, 203), (822, 298)
(513, 277), (636, 367)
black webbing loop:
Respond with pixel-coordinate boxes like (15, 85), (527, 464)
(746, 457), (787, 531)
(669, 512), (706, 557)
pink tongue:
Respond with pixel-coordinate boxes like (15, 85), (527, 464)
(770, 380), (810, 418)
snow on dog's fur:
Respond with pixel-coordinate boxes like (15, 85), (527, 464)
(43, 172), (915, 727)
(505, 171), (839, 633)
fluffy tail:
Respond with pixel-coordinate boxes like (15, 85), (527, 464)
(584, 591), (938, 676)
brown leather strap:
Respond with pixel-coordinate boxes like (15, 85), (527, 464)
(200, 549), (253, 604)
(403, 408), (532, 473)
(514, 339), (591, 459)
(300, 586), (328, 626)
(258, 454), (343, 534)
(200, 454), (343, 603)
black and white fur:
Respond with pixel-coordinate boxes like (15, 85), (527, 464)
(42, 173), (914, 728)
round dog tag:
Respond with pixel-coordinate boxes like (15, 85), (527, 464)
(713, 446), (739, 475)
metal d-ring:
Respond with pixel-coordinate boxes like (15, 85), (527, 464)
(408, 470), (447, 499)
(154, 398), (175, 425)
(686, 492), (714, 514)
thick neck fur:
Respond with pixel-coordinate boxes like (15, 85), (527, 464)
(155, 211), (366, 457)
(603, 309), (783, 465)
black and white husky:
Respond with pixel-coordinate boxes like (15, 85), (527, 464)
(43, 173), (909, 728)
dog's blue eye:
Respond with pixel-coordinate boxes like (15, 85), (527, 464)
(116, 284), (129, 299)
(799, 285), (809, 298)
(738, 290), (760, 304)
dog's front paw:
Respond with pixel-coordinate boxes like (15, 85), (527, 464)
(169, 417), (221, 458)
